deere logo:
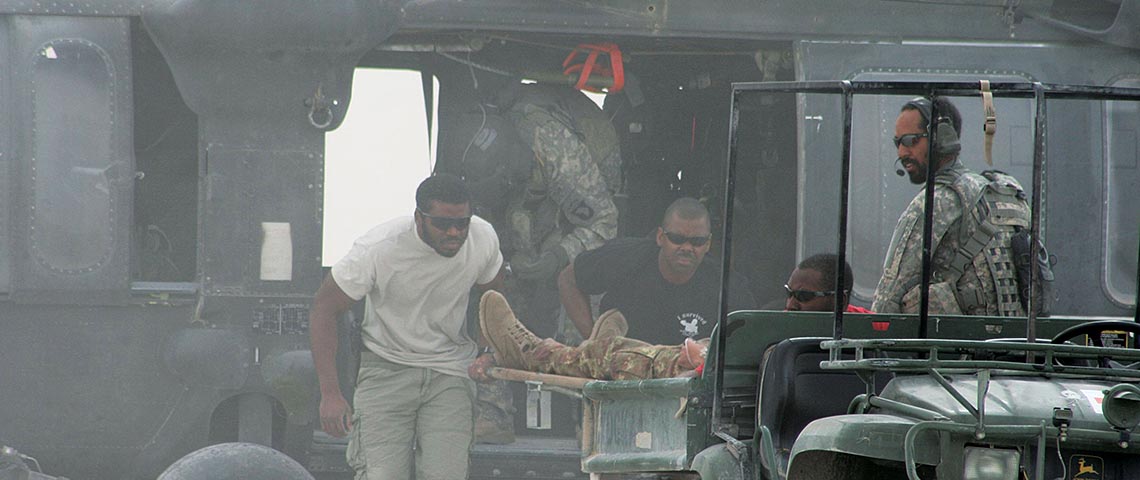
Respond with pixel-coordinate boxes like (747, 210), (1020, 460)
(1068, 455), (1102, 480)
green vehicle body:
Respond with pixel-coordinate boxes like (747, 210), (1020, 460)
(577, 311), (1140, 479)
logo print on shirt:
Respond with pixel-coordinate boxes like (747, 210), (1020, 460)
(678, 313), (706, 337)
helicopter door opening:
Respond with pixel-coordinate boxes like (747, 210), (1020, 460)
(322, 68), (439, 266)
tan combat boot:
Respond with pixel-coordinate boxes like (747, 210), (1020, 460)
(479, 290), (543, 370)
(588, 308), (629, 341)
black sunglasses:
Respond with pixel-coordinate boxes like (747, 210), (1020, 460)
(784, 284), (836, 302)
(892, 132), (928, 148)
(417, 209), (472, 231)
(663, 231), (711, 247)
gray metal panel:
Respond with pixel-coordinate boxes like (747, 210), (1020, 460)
(0, 304), (206, 480)
(9, 15), (133, 304)
(794, 40), (1140, 316)
(0, 0), (143, 16)
(399, 0), (1084, 45)
(1, 17), (11, 294)
(200, 147), (324, 298)
(142, 0), (398, 127)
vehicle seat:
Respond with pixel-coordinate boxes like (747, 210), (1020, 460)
(756, 337), (883, 477)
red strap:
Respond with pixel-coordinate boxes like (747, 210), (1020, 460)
(562, 43), (625, 93)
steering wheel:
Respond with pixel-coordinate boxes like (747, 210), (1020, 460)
(1051, 320), (1140, 368)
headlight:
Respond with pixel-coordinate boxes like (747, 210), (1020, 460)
(963, 447), (1020, 480)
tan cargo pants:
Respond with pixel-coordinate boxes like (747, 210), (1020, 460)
(347, 351), (476, 480)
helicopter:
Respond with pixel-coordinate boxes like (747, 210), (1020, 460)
(1, 1), (1138, 478)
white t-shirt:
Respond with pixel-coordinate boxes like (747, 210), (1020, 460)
(331, 215), (502, 378)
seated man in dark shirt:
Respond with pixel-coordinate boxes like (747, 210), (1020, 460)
(784, 253), (872, 313)
(557, 197), (755, 346)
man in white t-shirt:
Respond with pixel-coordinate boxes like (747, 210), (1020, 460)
(309, 174), (504, 480)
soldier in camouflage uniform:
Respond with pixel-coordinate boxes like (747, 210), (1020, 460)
(872, 97), (1025, 316)
(497, 83), (621, 303)
(470, 290), (706, 382)
(464, 83), (622, 442)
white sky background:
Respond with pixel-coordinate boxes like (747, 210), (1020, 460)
(323, 69), (438, 265)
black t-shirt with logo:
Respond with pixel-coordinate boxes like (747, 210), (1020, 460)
(572, 237), (755, 345)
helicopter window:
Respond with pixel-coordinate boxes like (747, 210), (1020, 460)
(1104, 77), (1140, 307)
(29, 40), (119, 276)
(322, 68), (439, 265)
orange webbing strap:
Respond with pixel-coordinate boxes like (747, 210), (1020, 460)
(981, 80), (996, 166)
(562, 42), (625, 93)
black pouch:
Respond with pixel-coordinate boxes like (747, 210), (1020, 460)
(1010, 228), (1056, 317)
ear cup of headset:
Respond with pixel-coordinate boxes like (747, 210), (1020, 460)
(935, 118), (960, 155)
(905, 97), (960, 156)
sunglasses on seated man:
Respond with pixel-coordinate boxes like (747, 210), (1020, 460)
(417, 209), (472, 231)
(783, 284), (840, 303)
(663, 231), (711, 247)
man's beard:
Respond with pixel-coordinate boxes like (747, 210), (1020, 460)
(901, 157), (928, 185)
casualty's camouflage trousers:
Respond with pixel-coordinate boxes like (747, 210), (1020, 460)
(531, 335), (694, 381)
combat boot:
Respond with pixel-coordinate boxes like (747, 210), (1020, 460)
(480, 290), (543, 370)
(589, 308), (629, 341)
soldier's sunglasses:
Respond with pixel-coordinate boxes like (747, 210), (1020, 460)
(417, 209), (472, 231)
(893, 133), (928, 148)
(663, 231), (711, 247)
(784, 284), (836, 302)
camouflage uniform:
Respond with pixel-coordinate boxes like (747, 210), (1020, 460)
(478, 85), (622, 442)
(503, 85), (621, 271)
(532, 336), (700, 381)
(479, 290), (700, 381)
(872, 159), (1024, 316)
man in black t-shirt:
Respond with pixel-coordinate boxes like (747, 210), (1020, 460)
(557, 197), (755, 345)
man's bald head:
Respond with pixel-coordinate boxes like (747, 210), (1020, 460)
(661, 197), (710, 229)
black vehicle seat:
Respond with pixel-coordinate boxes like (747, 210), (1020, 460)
(756, 337), (883, 476)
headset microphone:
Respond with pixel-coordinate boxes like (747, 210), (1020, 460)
(895, 157), (906, 177)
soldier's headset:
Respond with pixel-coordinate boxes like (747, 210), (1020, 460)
(904, 97), (962, 156)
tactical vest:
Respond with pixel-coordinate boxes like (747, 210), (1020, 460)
(462, 85), (621, 241)
(498, 85), (622, 256)
(503, 85), (622, 195)
(944, 170), (1031, 317)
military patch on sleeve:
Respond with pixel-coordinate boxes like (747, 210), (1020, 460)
(571, 200), (595, 222)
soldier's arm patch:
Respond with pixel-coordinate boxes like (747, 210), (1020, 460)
(571, 200), (595, 222)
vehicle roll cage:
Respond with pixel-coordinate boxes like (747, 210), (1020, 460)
(715, 80), (1140, 432)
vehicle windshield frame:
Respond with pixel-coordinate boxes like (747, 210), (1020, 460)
(715, 80), (1140, 432)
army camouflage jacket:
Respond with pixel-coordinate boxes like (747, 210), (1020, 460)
(872, 159), (1009, 315)
(504, 87), (620, 260)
